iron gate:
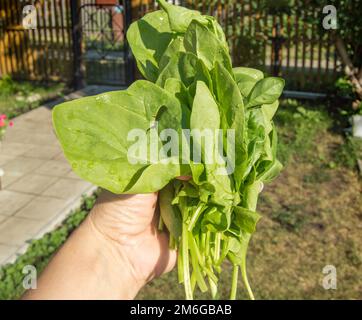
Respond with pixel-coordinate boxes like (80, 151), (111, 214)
(71, 0), (134, 88)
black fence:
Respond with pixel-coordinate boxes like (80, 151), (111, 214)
(0, 0), (341, 92)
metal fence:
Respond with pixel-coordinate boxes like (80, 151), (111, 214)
(0, 0), (341, 92)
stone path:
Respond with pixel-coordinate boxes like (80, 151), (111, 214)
(0, 85), (122, 265)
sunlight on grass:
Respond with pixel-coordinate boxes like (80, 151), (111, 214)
(0, 75), (65, 118)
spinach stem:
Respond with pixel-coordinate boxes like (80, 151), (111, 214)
(217, 237), (228, 265)
(189, 233), (204, 267)
(158, 215), (164, 231)
(238, 181), (260, 300)
(169, 235), (175, 249)
(205, 231), (210, 257)
(200, 233), (206, 265)
(208, 276), (218, 299)
(182, 222), (193, 299)
(230, 265), (239, 300)
(204, 267), (218, 283)
(187, 202), (204, 231)
(191, 272), (197, 292)
(189, 232), (208, 292)
(177, 249), (184, 284)
(214, 232), (221, 262)
(241, 259), (255, 300)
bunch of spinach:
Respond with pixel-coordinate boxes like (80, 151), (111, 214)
(52, 0), (284, 300)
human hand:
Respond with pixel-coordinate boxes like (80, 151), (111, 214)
(89, 191), (177, 290)
(22, 190), (177, 300)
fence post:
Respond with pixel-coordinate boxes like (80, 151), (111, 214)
(271, 23), (284, 77)
(124, 0), (135, 86)
(70, 0), (84, 90)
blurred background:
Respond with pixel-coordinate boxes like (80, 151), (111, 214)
(0, 0), (361, 299)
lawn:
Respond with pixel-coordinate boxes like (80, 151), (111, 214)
(0, 76), (66, 119)
(0, 99), (361, 300)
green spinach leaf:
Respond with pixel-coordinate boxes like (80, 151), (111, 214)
(246, 77), (285, 108)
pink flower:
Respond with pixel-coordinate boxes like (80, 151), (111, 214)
(0, 114), (6, 120)
(0, 120), (5, 127)
(9, 121), (14, 127)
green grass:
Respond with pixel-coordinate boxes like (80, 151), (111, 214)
(275, 99), (332, 164)
(333, 136), (362, 170)
(0, 75), (66, 119)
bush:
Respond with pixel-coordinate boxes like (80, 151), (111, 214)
(0, 75), (66, 119)
(0, 75), (17, 96)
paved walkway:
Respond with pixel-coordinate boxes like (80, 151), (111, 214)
(0, 85), (122, 265)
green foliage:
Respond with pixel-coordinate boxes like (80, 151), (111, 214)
(334, 136), (361, 170)
(344, 239), (361, 267)
(296, 0), (361, 69)
(322, 0), (362, 69)
(276, 98), (361, 174)
(53, 0), (285, 300)
(276, 100), (331, 164)
(271, 206), (305, 232)
(0, 75), (17, 96)
(53, 81), (183, 194)
(127, 10), (174, 82)
(303, 168), (331, 184)
(0, 192), (98, 300)
(332, 77), (362, 117)
(158, 0), (208, 33)
(0, 75), (65, 118)
(246, 78), (285, 108)
(183, 20), (232, 72)
(335, 77), (355, 100)
(233, 67), (264, 97)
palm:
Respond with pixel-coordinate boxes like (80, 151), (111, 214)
(90, 191), (176, 283)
